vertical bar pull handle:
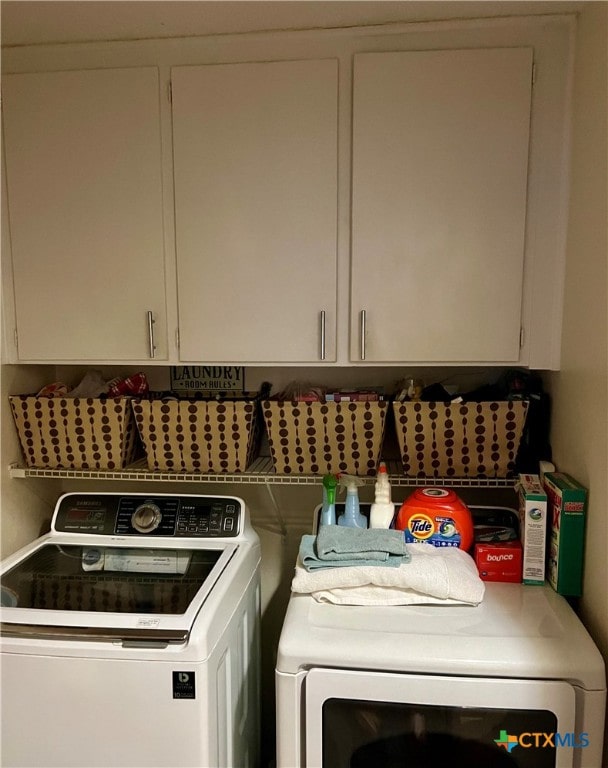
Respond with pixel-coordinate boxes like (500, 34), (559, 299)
(360, 309), (367, 361)
(147, 310), (156, 359)
(319, 310), (326, 361)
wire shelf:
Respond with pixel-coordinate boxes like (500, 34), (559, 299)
(8, 459), (517, 488)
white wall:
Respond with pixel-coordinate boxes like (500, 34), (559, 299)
(546, 1), (608, 760)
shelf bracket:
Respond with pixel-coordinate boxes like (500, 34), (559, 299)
(263, 481), (287, 540)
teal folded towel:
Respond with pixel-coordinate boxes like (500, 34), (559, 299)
(317, 525), (408, 561)
(300, 530), (410, 572)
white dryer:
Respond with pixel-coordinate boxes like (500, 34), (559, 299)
(276, 562), (606, 767)
(1, 492), (261, 768)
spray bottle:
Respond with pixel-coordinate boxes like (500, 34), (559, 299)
(337, 474), (367, 529)
(369, 462), (395, 529)
(320, 474), (338, 526)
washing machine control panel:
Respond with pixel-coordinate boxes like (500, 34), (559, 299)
(53, 494), (241, 537)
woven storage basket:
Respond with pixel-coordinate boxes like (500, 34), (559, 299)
(392, 400), (529, 478)
(131, 397), (259, 473)
(262, 400), (388, 476)
(9, 395), (139, 470)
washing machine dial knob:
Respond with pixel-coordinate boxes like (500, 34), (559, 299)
(131, 503), (162, 533)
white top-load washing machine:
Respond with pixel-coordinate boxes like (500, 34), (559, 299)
(1, 492), (261, 768)
(276, 508), (606, 768)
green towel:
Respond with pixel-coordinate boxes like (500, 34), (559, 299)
(317, 525), (408, 560)
(300, 532), (410, 572)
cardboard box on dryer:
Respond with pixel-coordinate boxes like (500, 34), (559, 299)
(518, 474), (548, 585)
(474, 541), (522, 583)
(543, 472), (587, 597)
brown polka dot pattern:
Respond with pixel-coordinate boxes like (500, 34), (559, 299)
(262, 400), (388, 475)
(132, 398), (259, 473)
(393, 401), (529, 478)
(9, 396), (139, 470)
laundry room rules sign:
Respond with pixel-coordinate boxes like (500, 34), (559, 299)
(170, 366), (245, 392)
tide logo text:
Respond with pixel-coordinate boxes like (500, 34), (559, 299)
(408, 515), (435, 540)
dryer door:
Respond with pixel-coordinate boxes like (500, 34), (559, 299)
(305, 668), (579, 767)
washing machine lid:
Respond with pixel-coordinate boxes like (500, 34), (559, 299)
(0, 492), (251, 644)
(0, 538), (238, 643)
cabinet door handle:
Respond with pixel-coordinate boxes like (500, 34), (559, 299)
(320, 310), (326, 361)
(147, 310), (156, 359)
(360, 309), (367, 361)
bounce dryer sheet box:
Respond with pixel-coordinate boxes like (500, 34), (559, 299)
(543, 472), (587, 597)
(517, 474), (548, 585)
(474, 541), (522, 583)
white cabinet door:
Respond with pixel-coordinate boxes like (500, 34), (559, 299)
(2, 67), (167, 362)
(351, 48), (533, 363)
(172, 59), (338, 363)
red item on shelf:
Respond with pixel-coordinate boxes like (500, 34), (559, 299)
(107, 373), (149, 397)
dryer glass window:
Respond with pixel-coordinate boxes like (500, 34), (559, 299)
(322, 698), (558, 767)
(1, 544), (222, 614)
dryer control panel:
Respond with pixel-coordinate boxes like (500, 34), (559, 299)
(53, 494), (241, 538)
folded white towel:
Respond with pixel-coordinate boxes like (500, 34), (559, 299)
(310, 585), (478, 606)
(291, 543), (485, 606)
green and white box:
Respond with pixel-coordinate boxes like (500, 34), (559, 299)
(543, 472), (587, 597)
(518, 474), (548, 585)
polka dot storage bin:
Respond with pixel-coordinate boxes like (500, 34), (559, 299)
(262, 400), (388, 476)
(131, 397), (260, 473)
(9, 395), (140, 470)
(392, 400), (529, 478)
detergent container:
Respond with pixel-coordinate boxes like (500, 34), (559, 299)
(395, 488), (473, 551)
(369, 462), (394, 529)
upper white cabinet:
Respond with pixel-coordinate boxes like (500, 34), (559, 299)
(350, 48), (533, 363)
(2, 67), (167, 362)
(171, 59), (338, 363)
(1, 19), (573, 369)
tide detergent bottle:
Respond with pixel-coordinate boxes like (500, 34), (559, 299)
(395, 488), (473, 551)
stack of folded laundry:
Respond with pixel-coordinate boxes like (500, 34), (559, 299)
(293, 526), (485, 606)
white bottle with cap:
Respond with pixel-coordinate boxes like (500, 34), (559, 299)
(369, 462), (395, 528)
